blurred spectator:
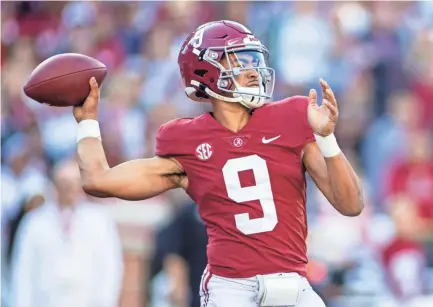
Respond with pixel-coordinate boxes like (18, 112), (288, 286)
(1, 133), (47, 220)
(362, 90), (421, 205)
(274, 2), (333, 87)
(99, 69), (147, 163)
(385, 129), (433, 238)
(381, 197), (429, 300)
(1, 174), (47, 307)
(11, 159), (123, 307)
(126, 24), (180, 110)
(336, 71), (374, 158)
(367, 1), (409, 118)
(148, 201), (207, 307)
(35, 108), (78, 164)
(5, 177), (47, 265)
(408, 29), (433, 129)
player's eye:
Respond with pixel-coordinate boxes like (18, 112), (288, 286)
(239, 59), (250, 68)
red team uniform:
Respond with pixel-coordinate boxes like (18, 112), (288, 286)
(159, 20), (327, 306)
(156, 97), (313, 279)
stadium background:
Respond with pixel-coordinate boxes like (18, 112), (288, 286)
(1, 1), (433, 307)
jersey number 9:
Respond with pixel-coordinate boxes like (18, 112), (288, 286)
(222, 155), (278, 235)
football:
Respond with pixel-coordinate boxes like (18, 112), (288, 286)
(23, 53), (107, 107)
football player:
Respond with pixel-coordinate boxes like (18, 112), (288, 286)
(74, 21), (363, 307)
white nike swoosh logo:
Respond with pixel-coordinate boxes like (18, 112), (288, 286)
(262, 135), (281, 144)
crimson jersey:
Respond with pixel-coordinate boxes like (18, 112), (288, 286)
(156, 96), (315, 278)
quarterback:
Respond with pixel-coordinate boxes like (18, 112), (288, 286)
(74, 21), (363, 307)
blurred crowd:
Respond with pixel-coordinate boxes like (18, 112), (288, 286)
(1, 1), (433, 307)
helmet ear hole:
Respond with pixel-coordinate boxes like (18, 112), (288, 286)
(194, 70), (208, 77)
(196, 91), (209, 98)
(185, 86), (209, 102)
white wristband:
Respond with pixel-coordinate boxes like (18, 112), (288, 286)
(314, 133), (341, 158)
(77, 119), (101, 143)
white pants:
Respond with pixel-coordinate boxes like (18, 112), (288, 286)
(200, 268), (326, 307)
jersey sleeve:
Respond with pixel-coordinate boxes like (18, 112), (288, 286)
(155, 118), (188, 157)
(278, 96), (315, 147)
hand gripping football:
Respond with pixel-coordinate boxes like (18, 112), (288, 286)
(23, 53), (107, 107)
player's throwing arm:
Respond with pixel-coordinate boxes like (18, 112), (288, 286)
(74, 78), (186, 201)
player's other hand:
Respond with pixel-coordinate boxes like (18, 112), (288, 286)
(73, 77), (100, 123)
(307, 79), (339, 137)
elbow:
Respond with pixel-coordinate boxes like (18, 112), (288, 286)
(339, 198), (364, 217)
(81, 177), (105, 198)
(81, 179), (97, 195)
(341, 206), (363, 217)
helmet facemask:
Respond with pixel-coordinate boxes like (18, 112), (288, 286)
(202, 43), (275, 109)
